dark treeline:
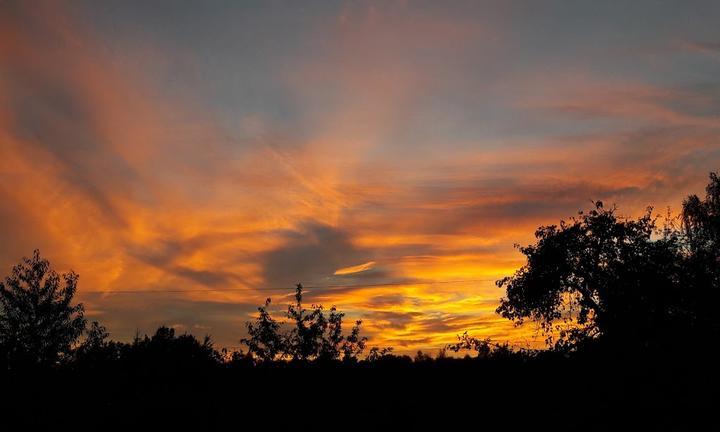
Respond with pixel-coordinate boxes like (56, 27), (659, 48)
(2, 173), (720, 430)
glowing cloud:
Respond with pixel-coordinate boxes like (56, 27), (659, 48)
(334, 261), (377, 276)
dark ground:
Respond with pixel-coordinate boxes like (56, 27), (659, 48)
(3, 352), (715, 431)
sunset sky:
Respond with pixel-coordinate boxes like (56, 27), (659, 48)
(2, 0), (720, 353)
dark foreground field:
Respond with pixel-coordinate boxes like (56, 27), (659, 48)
(4, 352), (715, 431)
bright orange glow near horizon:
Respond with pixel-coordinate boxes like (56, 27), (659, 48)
(2, 1), (720, 354)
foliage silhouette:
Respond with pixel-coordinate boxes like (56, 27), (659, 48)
(0, 250), (86, 369)
(241, 297), (283, 362)
(74, 321), (120, 368)
(242, 283), (366, 362)
(446, 332), (494, 358)
(495, 201), (685, 351)
(365, 346), (394, 362)
(495, 172), (720, 353)
(123, 326), (221, 371)
(680, 172), (720, 342)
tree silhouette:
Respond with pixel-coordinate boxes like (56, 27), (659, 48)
(496, 202), (682, 351)
(683, 172), (720, 252)
(0, 250), (86, 368)
(74, 321), (120, 368)
(242, 284), (367, 362)
(285, 283), (329, 361)
(681, 172), (720, 341)
(125, 326), (221, 370)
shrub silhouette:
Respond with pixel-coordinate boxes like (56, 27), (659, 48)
(0, 250), (86, 369)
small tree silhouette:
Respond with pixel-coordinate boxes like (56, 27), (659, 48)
(0, 250), (86, 368)
(242, 284), (367, 362)
(286, 284), (328, 361)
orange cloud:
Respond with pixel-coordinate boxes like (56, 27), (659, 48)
(334, 261), (377, 275)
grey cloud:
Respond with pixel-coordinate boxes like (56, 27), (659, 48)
(364, 294), (407, 308)
(127, 236), (247, 287)
(2, 41), (141, 227)
(261, 222), (375, 288)
(172, 266), (238, 287)
(362, 311), (423, 331)
(413, 313), (503, 335)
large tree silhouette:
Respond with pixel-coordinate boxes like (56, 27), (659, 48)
(496, 173), (720, 352)
(496, 202), (682, 350)
(0, 250), (86, 368)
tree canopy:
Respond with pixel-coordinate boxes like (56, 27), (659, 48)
(497, 173), (720, 352)
(0, 250), (86, 368)
(242, 284), (367, 362)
